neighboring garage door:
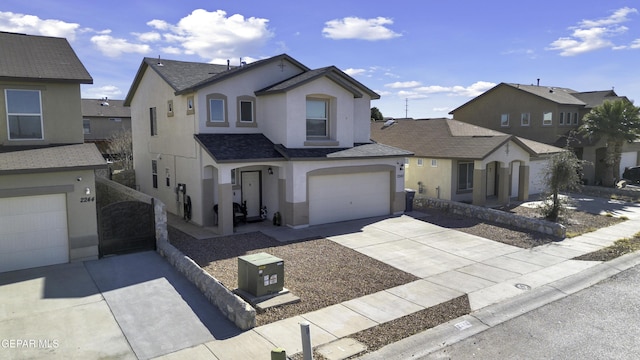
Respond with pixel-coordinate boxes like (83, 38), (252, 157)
(309, 171), (390, 225)
(0, 194), (69, 273)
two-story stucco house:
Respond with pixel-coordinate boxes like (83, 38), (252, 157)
(450, 82), (640, 185)
(124, 54), (411, 235)
(81, 98), (131, 158)
(0, 32), (105, 272)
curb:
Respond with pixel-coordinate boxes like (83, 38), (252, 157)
(357, 251), (640, 360)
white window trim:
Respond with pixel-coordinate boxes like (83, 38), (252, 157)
(431, 159), (438, 167)
(521, 112), (530, 126)
(306, 97), (329, 139)
(5, 89), (44, 140)
(542, 111), (553, 126)
(83, 119), (91, 134)
(417, 158), (424, 166)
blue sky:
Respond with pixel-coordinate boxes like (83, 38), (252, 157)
(2, 1), (639, 118)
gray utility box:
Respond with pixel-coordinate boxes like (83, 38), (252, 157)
(238, 252), (284, 297)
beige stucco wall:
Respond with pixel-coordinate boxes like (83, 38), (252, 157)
(0, 169), (99, 262)
(0, 81), (84, 145)
(404, 157), (454, 200)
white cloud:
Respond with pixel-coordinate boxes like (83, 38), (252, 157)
(161, 46), (182, 55)
(433, 107), (451, 112)
(385, 81), (422, 89)
(83, 85), (122, 99)
(134, 31), (161, 42)
(547, 7), (638, 56)
(579, 7), (638, 27)
(90, 34), (151, 58)
(323, 17), (401, 41)
(147, 9), (273, 62)
(0, 11), (80, 40)
(390, 81), (495, 98)
(344, 68), (367, 76)
(630, 39), (640, 49)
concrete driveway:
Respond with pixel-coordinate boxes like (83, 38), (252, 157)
(0, 251), (239, 360)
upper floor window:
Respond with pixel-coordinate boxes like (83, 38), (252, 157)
(5, 89), (43, 140)
(206, 93), (229, 127)
(306, 98), (328, 138)
(431, 159), (438, 167)
(521, 113), (530, 126)
(83, 119), (91, 134)
(417, 158), (424, 166)
(542, 111), (553, 126)
(573, 112), (579, 125)
(151, 160), (158, 189)
(559, 112), (565, 125)
(167, 100), (174, 117)
(500, 113), (509, 127)
(150, 107), (157, 136)
(186, 96), (195, 115)
(236, 95), (257, 128)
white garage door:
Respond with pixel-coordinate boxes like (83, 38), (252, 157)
(309, 171), (390, 225)
(0, 194), (69, 273)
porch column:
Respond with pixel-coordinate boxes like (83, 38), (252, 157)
(518, 165), (530, 201)
(472, 167), (486, 206)
(498, 165), (510, 205)
(217, 183), (234, 235)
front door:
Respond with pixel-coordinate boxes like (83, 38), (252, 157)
(241, 171), (261, 219)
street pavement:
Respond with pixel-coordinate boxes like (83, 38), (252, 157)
(1, 194), (640, 359)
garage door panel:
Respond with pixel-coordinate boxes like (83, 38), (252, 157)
(309, 172), (390, 225)
(0, 194), (69, 273)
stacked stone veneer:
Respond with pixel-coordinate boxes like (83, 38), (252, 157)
(414, 196), (566, 239)
(96, 177), (256, 330)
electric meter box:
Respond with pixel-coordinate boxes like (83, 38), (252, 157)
(238, 252), (284, 297)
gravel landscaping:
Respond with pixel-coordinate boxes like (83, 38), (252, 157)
(168, 192), (629, 358)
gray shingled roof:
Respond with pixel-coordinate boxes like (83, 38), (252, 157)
(571, 90), (625, 109)
(81, 99), (130, 117)
(275, 143), (411, 160)
(370, 119), (562, 160)
(505, 83), (585, 105)
(143, 57), (231, 93)
(0, 32), (92, 83)
(0, 143), (105, 174)
(195, 134), (285, 163)
(194, 133), (410, 163)
(256, 66), (380, 100)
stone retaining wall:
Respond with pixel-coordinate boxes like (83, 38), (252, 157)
(415, 196), (566, 238)
(97, 177), (256, 330)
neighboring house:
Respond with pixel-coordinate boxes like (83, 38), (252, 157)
(0, 32), (105, 272)
(450, 82), (640, 185)
(124, 54), (411, 235)
(370, 119), (564, 206)
(81, 98), (131, 158)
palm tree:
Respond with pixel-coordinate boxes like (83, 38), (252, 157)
(579, 99), (640, 187)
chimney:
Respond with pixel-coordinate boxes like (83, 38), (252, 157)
(537, 78), (540, 86)
(227, 59), (230, 70)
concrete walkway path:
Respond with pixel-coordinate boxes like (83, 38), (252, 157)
(158, 194), (640, 360)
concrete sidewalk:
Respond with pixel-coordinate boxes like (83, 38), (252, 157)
(158, 194), (640, 360)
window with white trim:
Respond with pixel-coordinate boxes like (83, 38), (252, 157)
(206, 93), (228, 127)
(306, 98), (329, 138)
(5, 89), (43, 140)
(83, 119), (91, 134)
(521, 112), (530, 126)
(417, 158), (424, 166)
(542, 111), (552, 126)
(573, 112), (579, 125)
(431, 159), (438, 167)
(559, 112), (565, 125)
